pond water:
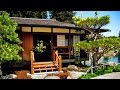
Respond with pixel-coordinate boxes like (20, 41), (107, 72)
(103, 54), (120, 64)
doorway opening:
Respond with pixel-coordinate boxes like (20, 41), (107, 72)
(33, 34), (52, 62)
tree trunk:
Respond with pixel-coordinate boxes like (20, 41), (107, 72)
(0, 62), (2, 76)
(89, 52), (94, 73)
(93, 53), (97, 66)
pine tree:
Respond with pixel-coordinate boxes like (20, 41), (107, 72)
(49, 11), (76, 23)
(8, 11), (48, 19)
(119, 31), (120, 37)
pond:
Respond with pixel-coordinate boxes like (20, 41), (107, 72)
(103, 54), (120, 64)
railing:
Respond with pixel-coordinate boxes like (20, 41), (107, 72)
(30, 51), (35, 74)
(52, 50), (62, 71)
(30, 50), (62, 74)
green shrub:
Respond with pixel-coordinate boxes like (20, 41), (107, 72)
(79, 65), (120, 79)
(79, 73), (97, 79)
(94, 68), (105, 75)
(104, 68), (113, 73)
(113, 65), (120, 72)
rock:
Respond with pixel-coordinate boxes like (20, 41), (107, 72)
(44, 76), (60, 79)
(67, 71), (86, 79)
(7, 74), (17, 79)
(31, 74), (46, 79)
(67, 76), (72, 79)
(0, 74), (17, 79)
(107, 62), (117, 66)
(27, 73), (31, 79)
(67, 65), (78, 71)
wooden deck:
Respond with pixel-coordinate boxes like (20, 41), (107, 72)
(30, 50), (62, 74)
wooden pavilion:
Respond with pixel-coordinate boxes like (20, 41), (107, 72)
(10, 17), (109, 74)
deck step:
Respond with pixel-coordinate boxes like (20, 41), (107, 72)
(33, 64), (58, 68)
(34, 67), (57, 71)
(33, 61), (54, 65)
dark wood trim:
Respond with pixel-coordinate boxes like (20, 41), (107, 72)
(51, 27), (53, 53)
(68, 28), (71, 59)
(50, 28), (53, 58)
(20, 26), (24, 60)
(31, 27), (33, 32)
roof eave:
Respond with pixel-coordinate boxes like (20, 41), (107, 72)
(18, 24), (84, 30)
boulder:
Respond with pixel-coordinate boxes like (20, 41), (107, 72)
(0, 74), (17, 79)
(67, 71), (86, 79)
(107, 62), (117, 66)
(67, 65), (78, 71)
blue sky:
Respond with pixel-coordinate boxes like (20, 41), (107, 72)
(75, 11), (120, 36)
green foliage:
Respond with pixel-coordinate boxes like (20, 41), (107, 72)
(49, 11), (76, 23)
(0, 11), (23, 62)
(119, 31), (120, 37)
(104, 67), (113, 73)
(113, 65), (120, 72)
(34, 40), (46, 54)
(79, 65), (120, 79)
(94, 68), (105, 75)
(73, 15), (110, 29)
(79, 73), (97, 79)
(74, 37), (120, 62)
(8, 11), (47, 19)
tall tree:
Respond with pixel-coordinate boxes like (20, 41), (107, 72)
(73, 12), (110, 67)
(8, 11), (48, 19)
(49, 11), (76, 23)
(0, 11), (23, 75)
(119, 31), (120, 37)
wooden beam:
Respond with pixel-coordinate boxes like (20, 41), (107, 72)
(68, 28), (71, 59)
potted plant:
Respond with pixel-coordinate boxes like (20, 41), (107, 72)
(33, 40), (47, 61)
(34, 40), (46, 54)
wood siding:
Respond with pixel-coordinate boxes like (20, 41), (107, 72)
(22, 32), (33, 61)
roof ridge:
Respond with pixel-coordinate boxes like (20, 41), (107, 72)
(10, 17), (57, 21)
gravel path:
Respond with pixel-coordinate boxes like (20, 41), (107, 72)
(91, 72), (120, 79)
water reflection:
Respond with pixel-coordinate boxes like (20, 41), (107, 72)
(103, 53), (120, 63)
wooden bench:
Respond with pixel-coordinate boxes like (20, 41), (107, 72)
(30, 50), (62, 74)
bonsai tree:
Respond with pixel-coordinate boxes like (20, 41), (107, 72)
(72, 11), (113, 67)
(73, 11), (110, 41)
(0, 11), (23, 76)
(74, 36), (120, 66)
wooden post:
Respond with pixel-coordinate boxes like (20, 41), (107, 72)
(84, 61), (86, 65)
(30, 51), (34, 74)
(68, 28), (71, 59)
(59, 55), (62, 71)
(55, 50), (58, 64)
(51, 27), (53, 59)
